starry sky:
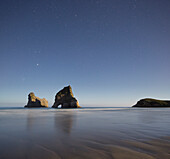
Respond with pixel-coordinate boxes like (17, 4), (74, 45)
(0, 0), (170, 107)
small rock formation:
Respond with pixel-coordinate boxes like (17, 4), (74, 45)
(52, 85), (80, 108)
(25, 92), (48, 108)
(133, 98), (170, 107)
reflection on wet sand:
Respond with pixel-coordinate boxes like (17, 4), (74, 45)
(136, 109), (163, 124)
(0, 108), (170, 159)
(54, 112), (76, 134)
(26, 110), (50, 131)
(26, 110), (76, 134)
(26, 111), (35, 130)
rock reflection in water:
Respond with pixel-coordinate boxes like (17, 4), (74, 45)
(26, 110), (50, 131)
(54, 111), (76, 134)
(26, 111), (35, 130)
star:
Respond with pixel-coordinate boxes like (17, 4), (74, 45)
(36, 64), (39, 66)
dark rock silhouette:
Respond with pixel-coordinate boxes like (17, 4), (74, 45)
(133, 98), (170, 107)
(52, 85), (80, 108)
(25, 92), (48, 108)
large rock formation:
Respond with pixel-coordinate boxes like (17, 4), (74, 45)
(52, 85), (80, 108)
(133, 98), (170, 107)
(25, 92), (48, 108)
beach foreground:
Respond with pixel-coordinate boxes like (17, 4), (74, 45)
(0, 107), (170, 159)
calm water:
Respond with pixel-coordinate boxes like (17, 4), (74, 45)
(0, 107), (170, 159)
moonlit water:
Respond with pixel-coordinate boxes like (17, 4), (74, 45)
(0, 107), (170, 159)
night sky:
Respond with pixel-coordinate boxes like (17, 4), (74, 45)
(0, 0), (170, 107)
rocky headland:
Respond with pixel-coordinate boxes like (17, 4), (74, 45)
(25, 92), (48, 108)
(133, 98), (170, 107)
(52, 85), (80, 108)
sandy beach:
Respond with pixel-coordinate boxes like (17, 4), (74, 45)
(0, 107), (170, 159)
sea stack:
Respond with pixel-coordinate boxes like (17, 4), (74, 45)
(25, 92), (48, 108)
(133, 98), (170, 107)
(52, 85), (80, 108)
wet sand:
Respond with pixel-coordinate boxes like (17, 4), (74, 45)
(0, 107), (170, 159)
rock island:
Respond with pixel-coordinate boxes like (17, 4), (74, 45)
(133, 98), (170, 107)
(52, 85), (80, 108)
(25, 92), (48, 108)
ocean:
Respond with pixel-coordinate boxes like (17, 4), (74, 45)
(0, 107), (170, 159)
